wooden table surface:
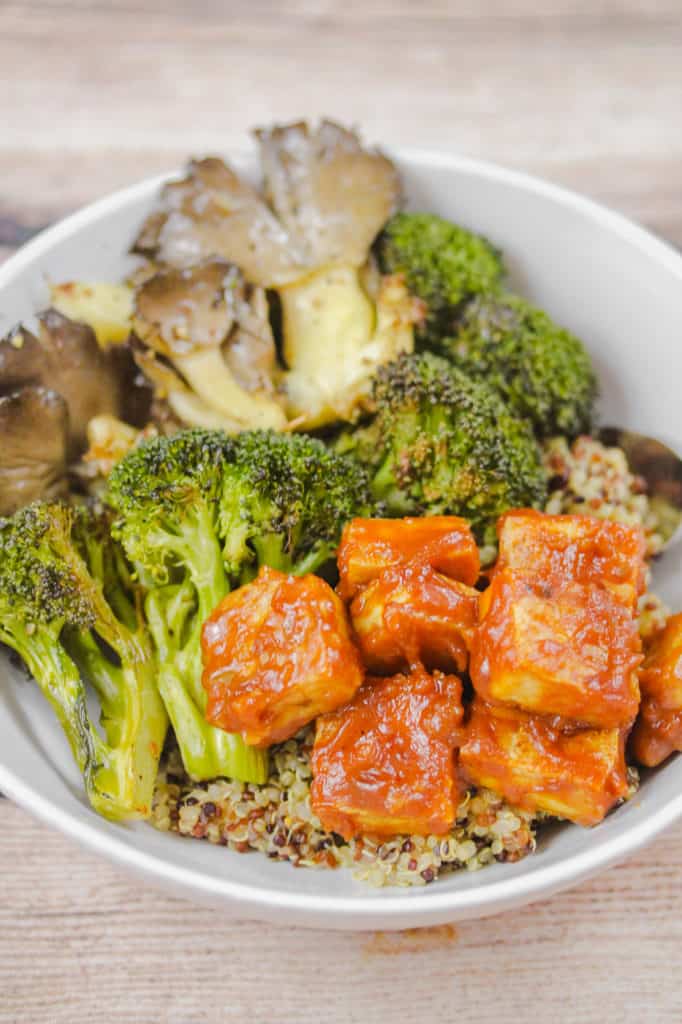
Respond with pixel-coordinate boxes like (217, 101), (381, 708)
(2, 2), (682, 1020)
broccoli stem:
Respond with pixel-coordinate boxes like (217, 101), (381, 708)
(66, 627), (168, 817)
(167, 503), (229, 622)
(3, 621), (142, 818)
(145, 584), (268, 784)
(249, 534), (335, 579)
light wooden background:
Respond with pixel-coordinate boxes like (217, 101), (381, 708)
(2, 2), (682, 1021)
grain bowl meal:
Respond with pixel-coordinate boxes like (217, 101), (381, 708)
(1, 119), (681, 889)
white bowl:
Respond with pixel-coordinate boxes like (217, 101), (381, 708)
(2, 148), (682, 931)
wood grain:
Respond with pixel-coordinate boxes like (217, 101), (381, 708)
(1, 1), (682, 1020)
(1, 799), (682, 1022)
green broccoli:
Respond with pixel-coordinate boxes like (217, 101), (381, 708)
(336, 352), (546, 543)
(106, 428), (369, 782)
(219, 430), (372, 580)
(438, 293), (597, 437)
(0, 502), (167, 820)
(376, 212), (504, 342)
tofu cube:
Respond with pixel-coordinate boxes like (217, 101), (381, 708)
(497, 509), (646, 610)
(639, 612), (682, 708)
(350, 562), (479, 674)
(632, 609), (682, 775)
(201, 566), (363, 747)
(630, 696), (682, 768)
(311, 668), (463, 839)
(471, 569), (641, 728)
(337, 516), (479, 601)
(460, 699), (628, 826)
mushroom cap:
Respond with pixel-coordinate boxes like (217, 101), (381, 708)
(0, 312), (151, 460)
(133, 259), (280, 395)
(131, 260), (286, 431)
(0, 386), (69, 515)
(133, 259), (243, 357)
(134, 158), (293, 285)
(132, 120), (401, 287)
(257, 119), (401, 274)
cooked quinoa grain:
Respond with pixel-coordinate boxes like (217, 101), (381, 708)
(151, 434), (666, 887)
(152, 729), (538, 886)
(543, 436), (665, 557)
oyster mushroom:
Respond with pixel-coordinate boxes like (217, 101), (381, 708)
(1, 312), (150, 457)
(0, 387), (69, 514)
(132, 259), (287, 432)
(133, 120), (421, 427)
(0, 311), (152, 510)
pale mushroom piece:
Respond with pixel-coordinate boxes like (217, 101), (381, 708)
(132, 259), (287, 432)
(256, 118), (401, 272)
(134, 157), (295, 285)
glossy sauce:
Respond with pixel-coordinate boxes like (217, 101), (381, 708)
(337, 516), (479, 601)
(202, 566), (363, 747)
(496, 509), (646, 610)
(471, 568), (642, 728)
(460, 698), (628, 826)
(630, 696), (682, 767)
(311, 668), (463, 839)
(639, 611), (682, 708)
(350, 560), (478, 674)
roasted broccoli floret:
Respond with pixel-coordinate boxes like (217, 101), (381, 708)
(106, 429), (258, 783)
(133, 122), (423, 428)
(106, 428), (369, 780)
(376, 212), (504, 342)
(436, 293), (597, 438)
(335, 352), (546, 543)
(0, 502), (166, 820)
(219, 430), (372, 580)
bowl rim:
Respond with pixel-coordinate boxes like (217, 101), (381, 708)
(2, 145), (682, 924)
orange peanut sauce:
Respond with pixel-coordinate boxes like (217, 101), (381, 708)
(350, 561), (478, 675)
(496, 509), (646, 610)
(638, 611), (682, 708)
(471, 568), (642, 729)
(460, 699), (628, 826)
(311, 668), (464, 839)
(337, 515), (479, 601)
(630, 696), (682, 767)
(201, 566), (363, 748)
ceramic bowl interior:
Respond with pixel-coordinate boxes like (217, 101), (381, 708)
(1, 149), (682, 930)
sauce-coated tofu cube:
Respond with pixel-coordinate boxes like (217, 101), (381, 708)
(497, 509), (646, 610)
(639, 612), (682, 708)
(337, 516), (479, 601)
(460, 699), (628, 826)
(471, 569), (641, 728)
(311, 668), (463, 839)
(630, 697), (682, 767)
(350, 561), (479, 674)
(630, 614), (682, 767)
(202, 567), (364, 747)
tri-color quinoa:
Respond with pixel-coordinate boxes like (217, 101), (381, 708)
(543, 435), (665, 557)
(151, 435), (665, 887)
(152, 729), (538, 886)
